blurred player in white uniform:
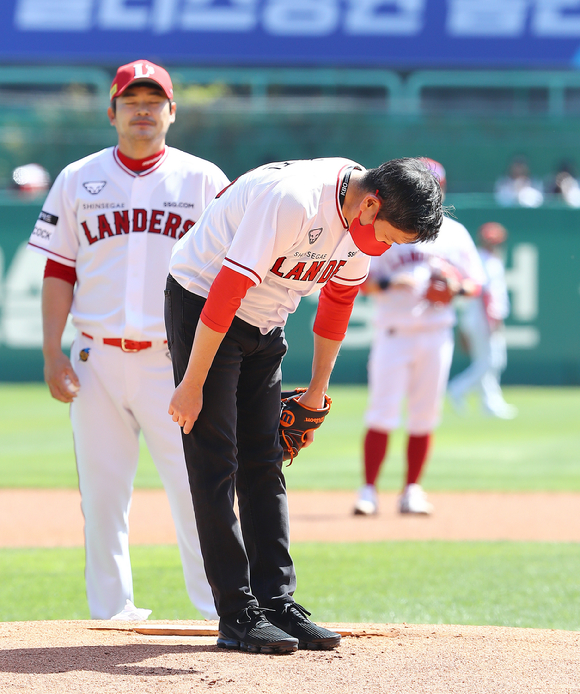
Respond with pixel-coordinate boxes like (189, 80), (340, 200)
(166, 158), (443, 653)
(354, 160), (485, 516)
(448, 222), (517, 419)
(28, 60), (229, 619)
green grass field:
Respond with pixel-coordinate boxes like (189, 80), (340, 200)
(1, 383), (579, 627)
(1, 543), (579, 629)
(1, 383), (579, 491)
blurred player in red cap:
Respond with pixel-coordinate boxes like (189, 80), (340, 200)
(354, 159), (486, 517)
(448, 222), (517, 419)
(28, 59), (229, 620)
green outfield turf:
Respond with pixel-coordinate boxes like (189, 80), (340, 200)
(1, 542), (579, 630)
(1, 383), (579, 630)
(1, 383), (579, 491)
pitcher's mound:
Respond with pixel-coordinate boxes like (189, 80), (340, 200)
(1, 620), (578, 693)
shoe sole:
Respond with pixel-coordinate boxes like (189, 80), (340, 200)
(217, 635), (298, 654)
(298, 636), (341, 650)
(399, 508), (432, 515)
(353, 503), (377, 516)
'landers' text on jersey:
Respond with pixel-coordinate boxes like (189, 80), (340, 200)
(27, 145), (229, 341)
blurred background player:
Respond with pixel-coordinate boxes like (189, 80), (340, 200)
(27, 60), (229, 620)
(353, 159), (485, 517)
(448, 222), (517, 419)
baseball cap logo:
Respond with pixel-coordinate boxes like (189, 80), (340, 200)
(133, 63), (155, 79)
(110, 60), (174, 101)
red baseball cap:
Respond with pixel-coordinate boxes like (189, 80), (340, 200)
(479, 222), (508, 245)
(110, 60), (173, 101)
(420, 158), (447, 191)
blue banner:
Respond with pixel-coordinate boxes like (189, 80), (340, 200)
(3, 0), (580, 68)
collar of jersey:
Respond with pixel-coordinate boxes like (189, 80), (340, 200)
(113, 146), (168, 177)
(335, 164), (363, 230)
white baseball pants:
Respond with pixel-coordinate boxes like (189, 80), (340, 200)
(69, 333), (217, 620)
(365, 326), (454, 434)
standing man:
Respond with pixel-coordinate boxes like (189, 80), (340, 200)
(28, 60), (229, 620)
(448, 222), (517, 419)
(353, 160), (485, 517)
(166, 157), (443, 654)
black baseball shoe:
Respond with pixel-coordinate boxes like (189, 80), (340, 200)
(217, 606), (298, 654)
(268, 602), (341, 650)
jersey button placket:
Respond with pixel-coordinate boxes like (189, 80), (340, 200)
(125, 176), (148, 346)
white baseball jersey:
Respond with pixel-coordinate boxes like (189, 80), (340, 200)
(170, 158), (371, 333)
(368, 216), (486, 331)
(28, 145), (229, 340)
(479, 248), (510, 321)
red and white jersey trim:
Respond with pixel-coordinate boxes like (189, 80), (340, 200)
(223, 257), (262, 285)
(27, 242), (76, 266)
(333, 272), (368, 284)
(113, 146), (169, 177)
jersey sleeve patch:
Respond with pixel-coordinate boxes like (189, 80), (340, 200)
(38, 210), (59, 225)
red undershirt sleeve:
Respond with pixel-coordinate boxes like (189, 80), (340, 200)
(44, 258), (77, 285)
(313, 280), (360, 341)
(200, 266), (256, 333)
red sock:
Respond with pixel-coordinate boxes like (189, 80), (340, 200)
(363, 429), (389, 486)
(406, 433), (432, 485)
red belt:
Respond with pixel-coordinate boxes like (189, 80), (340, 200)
(81, 332), (164, 352)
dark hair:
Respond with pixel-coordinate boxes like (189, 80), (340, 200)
(361, 158), (444, 242)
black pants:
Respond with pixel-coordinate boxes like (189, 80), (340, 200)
(164, 274), (296, 617)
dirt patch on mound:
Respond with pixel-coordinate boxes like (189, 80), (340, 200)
(1, 492), (579, 692)
(1, 619), (578, 693)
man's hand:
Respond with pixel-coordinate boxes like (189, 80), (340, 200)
(44, 351), (79, 403)
(169, 380), (203, 435)
(279, 388), (332, 462)
(296, 388), (325, 449)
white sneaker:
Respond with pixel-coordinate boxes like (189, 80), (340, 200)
(482, 403), (518, 420)
(399, 484), (433, 515)
(353, 484), (378, 516)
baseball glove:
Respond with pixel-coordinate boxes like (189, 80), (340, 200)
(424, 260), (462, 305)
(280, 388), (332, 464)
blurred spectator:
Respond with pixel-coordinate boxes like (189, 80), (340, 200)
(494, 156), (543, 208)
(546, 160), (580, 208)
(448, 222), (517, 420)
(10, 163), (50, 197)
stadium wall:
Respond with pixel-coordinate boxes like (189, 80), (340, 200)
(3, 105), (580, 194)
(1, 196), (578, 385)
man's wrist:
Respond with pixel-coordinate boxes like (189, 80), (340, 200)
(42, 343), (64, 360)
